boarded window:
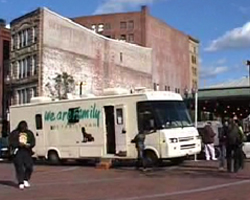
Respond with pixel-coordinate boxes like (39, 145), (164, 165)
(120, 21), (127, 29)
(68, 107), (80, 123)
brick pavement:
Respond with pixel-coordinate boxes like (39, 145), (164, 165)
(0, 160), (249, 200)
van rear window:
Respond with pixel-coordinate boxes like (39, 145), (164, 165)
(35, 114), (43, 130)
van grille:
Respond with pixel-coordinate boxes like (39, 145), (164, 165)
(179, 136), (194, 142)
(180, 144), (196, 150)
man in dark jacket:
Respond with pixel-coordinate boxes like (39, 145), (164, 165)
(226, 118), (242, 173)
(8, 121), (36, 190)
(131, 129), (147, 170)
(218, 121), (228, 170)
(131, 119), (155, 171)
(202, 122), (216, 160)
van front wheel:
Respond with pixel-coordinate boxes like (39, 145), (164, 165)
(144, 150), (159, 167)
(48, 151), (60, 165)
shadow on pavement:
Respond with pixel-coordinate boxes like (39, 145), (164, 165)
(0, 180), (17, 188)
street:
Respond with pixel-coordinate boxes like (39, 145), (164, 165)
(0, 160), (250, 200)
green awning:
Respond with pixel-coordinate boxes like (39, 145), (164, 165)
(198, 87), (250, 100)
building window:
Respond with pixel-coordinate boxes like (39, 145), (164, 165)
(128, 34), (134, 42)
(105, 23), (111, 30)
(192, 55), (197, 64)
(193, 80), (197, 88)
(32, 26), (38, 43)
(193, 46), (197, 54)
(165, 86), (170, 91)
(154, 83), (159, 91)
(27, 56), (31, 76)
(120, 34), (126, 41)
(18, 60), (22, 79)
(192, 67), (197, 76)
(25, 29), (28, 46)
(97, 23), (104, 32)
(174, 88), (180, 94)
(33, 55), (37, 75)
(91, 24), (96, 32)
(33, 87), (37, 97)
(120, 52), (123, 62)
(17, 86), (37, 104)
(128, 20), (134, 29)
(16, 55), (37, 79)
(18, 32), (21, 49)
(120, 21), (127, 29)
(22, 30), (26, 47)
(11, 35), (14, 51)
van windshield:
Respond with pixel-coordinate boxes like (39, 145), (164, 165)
(137, 101), (193, 129)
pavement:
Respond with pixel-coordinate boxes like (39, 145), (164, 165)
(0, 159), (250, 200)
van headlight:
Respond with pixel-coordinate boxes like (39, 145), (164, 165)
(169, 138), (178, 143)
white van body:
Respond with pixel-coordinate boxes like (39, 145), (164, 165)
(9, 89), (201, 162)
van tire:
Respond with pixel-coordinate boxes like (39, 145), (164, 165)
(144, 150), (159, 167)
(48, 151), (60, 165)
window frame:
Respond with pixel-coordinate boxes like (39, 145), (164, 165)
(35, 114), (43, 130)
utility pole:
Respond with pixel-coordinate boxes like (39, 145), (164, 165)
(246, 60), (250, 86)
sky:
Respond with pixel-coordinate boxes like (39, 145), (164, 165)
(1, 0), (250, 88)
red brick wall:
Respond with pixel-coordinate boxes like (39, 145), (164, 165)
(146, 16), (190, 93)
(72, 7), (191, 93)
(72, 12), (145, 46)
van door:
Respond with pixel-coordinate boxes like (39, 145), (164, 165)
(114, 105), (127, 156)
(104, 106), (116, 154)
(34, 114), (46, 157)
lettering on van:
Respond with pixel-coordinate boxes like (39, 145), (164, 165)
(44, 103), (101, 127)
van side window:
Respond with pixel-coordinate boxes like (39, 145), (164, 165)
(116, 108), (123, 125)
(35, 114), (43, 130)
(137, 102), (156, 131)
(68, 107), (80, 124)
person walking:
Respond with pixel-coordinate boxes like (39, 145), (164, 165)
(226, 118), (242, 173)
(202, 122), (216, 161)
(218, 121), (228, 170)
(235, 119), (246, 170)
(131, 129), (147, 171)
(8, 121), (36, 189)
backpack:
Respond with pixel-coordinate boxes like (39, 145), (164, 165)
(239, 126), (246, 142)
(227, 126), (241, 145)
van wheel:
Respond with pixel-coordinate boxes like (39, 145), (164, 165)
(48, 151), (60, 165)
(144, 150), (159, 167)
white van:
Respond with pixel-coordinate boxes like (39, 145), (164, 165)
(9, 89), (201, 165)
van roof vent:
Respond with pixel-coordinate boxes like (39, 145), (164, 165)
(30, 96), (52, 103)
(103, 88), (130, 96)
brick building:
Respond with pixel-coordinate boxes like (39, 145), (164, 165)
(73, 6), (200, 94)
(189, 36), (199, 89)
(8, 8), (152, 105)
(0, 19), (10, 126)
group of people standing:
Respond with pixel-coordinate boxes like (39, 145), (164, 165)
(202, 117), (246, 173)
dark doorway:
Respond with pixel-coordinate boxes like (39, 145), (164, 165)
(104, 106), (116, 154)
